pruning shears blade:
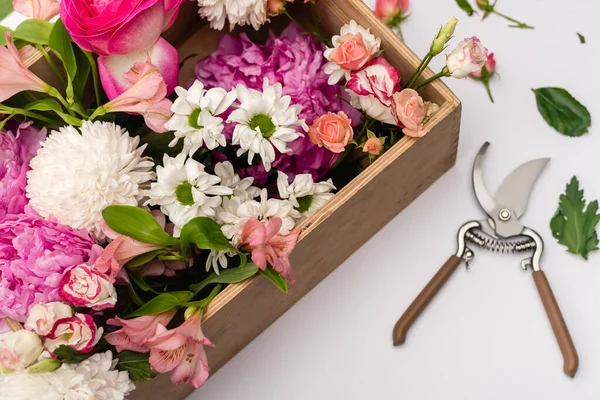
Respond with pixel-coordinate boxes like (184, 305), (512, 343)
(494, 158), (550, 219)
(472, 142), (497, 216)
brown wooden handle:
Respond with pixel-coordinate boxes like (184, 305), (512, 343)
(393, 255), (462, 346)
(533, 270), (578, 378)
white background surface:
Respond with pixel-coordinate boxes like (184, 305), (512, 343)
(188, 0), (600, 399)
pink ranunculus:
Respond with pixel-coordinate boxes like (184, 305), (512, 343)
(0, 212), (101, 323)
(98, 37), (179, 98)
(0, 330), (44, 370)
(0, 32), (49, 102)
(58, 264), (117, 310)
(104, 310), (176, 353)
(59, 0), (185, 56)
(375, 0), (409, 22)
(0, 122), (46, 220)
(240, 217), (301, 283)
(363, 137), (384, 156)
(347, 57), (400, 107)
(329, 33), (375, 72)
(24, 302), (73, 336)
(393, 88), (431, 138)
(12, 0), (60, 21)
(446, 37), (488, 79)
(101, 59), (173, 133)
(308, 111), (354, 154)
(147, 309), (213, 388)
(44, 313), (102, 354)
(470, 52), (496, 78)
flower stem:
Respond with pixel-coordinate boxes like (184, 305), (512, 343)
(309, 2), (333, 47)
(283, 8), (332, 48)
(415, 69), (448, 90)
(84, 50), (103, 107)
(492, 10), (534, 29)
(35, 45), (66, 87)
(11, 108), (64, 126)
(47, 87), (77, 117)
(406, 52), (433, 89)
(483, 78), (494, 103)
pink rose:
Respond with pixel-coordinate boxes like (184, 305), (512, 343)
(60, 0), (185, 56)
(0, 330), (43, 370)
(393, 88), (431, 138)
(24, 302), (73, 336)
(446, 37), (488, 79)
(329, 33), (375, 72)
(348, 57), (400, 106)
(58, 264), (117, 310)
(12, 0), (60, 21)
(375, 0), (409, 22)
(363, 137), (384, 156)
(44, 313), (102, 354)
(308, 111), (354, 154)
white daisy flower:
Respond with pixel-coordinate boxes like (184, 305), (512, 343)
(26, 121), (155, 239)
(198, 0), (228, 30)
(225, 0), (267, 30)
(229, 79), (307, 171)
(146, 153), (233, 236)
(277, 171), (336, 219)
(165, 80), (236, 155)
(324, 20), (382, 84)
(214, 161), (260, 200)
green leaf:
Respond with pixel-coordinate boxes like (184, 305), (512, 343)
(184, 284), (222, 309)
(534, 87), (591, 137)
(102, 205), (179, 247)
(455, 0), (476, 16)
(190, 263), (259, 294)
(128, 271), (158, 294)
(260, 266), (288, 293)
(128, 291), (192, 317)
(127, 283), (145, 306)
(72, 47), (91, 103)
(12, 20), (53, 45)
(49, 19), (77, 100)
(577, 32), (586, 44)
(0, 3), (13, 21)
(551, 176), (600, 259)
(180, 217), (234, 254)
(25, 98), (63, 112)
(53, 345), (88, 364)
(126, 249), (165, 269)
(116, 351), (157, 382)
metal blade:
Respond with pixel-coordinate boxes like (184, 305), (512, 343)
(494, 158), (550, 218)
(472, 142), (497, 216)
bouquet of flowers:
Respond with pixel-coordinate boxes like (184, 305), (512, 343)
(0, 0), (487, 397)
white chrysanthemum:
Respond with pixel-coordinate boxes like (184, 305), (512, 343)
(324, 20), (382, 84)
(166, 80), (237, 155)
(26, 121), (155, 239)
(277, 171), (336, 219)
(146, 153), (233, 236)
(198, 0), (228, 30)
(0, 351), (135, 400)
(229, 79), (307, 171)
(225, 0), (267, 30)
(214, 161), (260, 200)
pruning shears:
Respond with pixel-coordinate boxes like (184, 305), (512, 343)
(392, 142), (578, 378)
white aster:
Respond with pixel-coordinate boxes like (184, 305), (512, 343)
(0, 351), (135, 400)
(146, 153), (233, 236)
(214, 161), (260, 200)
(166, 80), (236, 155)
(26, 121), (155, 240)
(277, 171), (336, 219)
(225, 0), (267, 30)
(323, 19), (382, 84)
(229, 79), (307, 171)
(197, 0), (228, 30)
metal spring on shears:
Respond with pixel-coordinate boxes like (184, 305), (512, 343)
(465, 230), (537, 253)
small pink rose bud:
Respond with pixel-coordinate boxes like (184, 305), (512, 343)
(59, 264), (117, 310)
(44, 313), (102, 354)
(24, 302), (73, 336)
(375, 0), (409, 23)
(0, 330), (43, 370)
(363, 137), (384, 156)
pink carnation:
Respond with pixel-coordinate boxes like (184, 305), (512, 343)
(0, 211), (102, 322)
(0, 122), (46, 220)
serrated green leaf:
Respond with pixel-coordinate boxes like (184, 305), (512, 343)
(260, 266), (288, 293)
(551, 176), (600, 259)
(534, 87), (591, 137)
(190, 263), (259, 294)
(116, 351), (157, 382)
(13, 19), (53, 45)
(102, 205), (179, 247)
(455, 0), (476, 16)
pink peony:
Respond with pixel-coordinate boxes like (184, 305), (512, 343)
(0, 122), (46, 220)
(0, 211), (102, 322)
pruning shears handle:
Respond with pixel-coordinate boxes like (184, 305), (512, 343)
(392, 255), (462, 346)
(533, 270), (579, 378)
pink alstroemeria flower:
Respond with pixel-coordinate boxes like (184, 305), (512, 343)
(147, 310), (214, 388)
(0, 32), (49, 102)
(99, 59), (173, 132)
(12, 0), (60, 21)
(240, 217), (301, 283)
(104, 310), (177, 353)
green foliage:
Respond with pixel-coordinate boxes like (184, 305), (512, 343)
(53, 345), (88, 364)
(577, 32), (586, 44)
(116, 351), (157, 382)
(102, 205), (179, 247)
(455, 0), (476, 16)
(0, 3), (13, 22)
(260, 266), (288, 293)
(550, 176), (600, 259)
(13, 19), (53, 45)
(179, 217), (247, 265)
(190, 263), (259, 294)
(127, 291), (193, 317)
(534, 87), (591, 137)
(49, 19), (77, 100)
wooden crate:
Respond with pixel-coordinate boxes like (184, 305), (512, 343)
(26, 0), (461, 397)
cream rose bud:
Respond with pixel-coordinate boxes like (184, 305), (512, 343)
(44, 313), (103, 354)
(24, 302), (73, 336)
(446, 37), (488, 79)
(0, 330), (44, 370)
(59, 264), (117, 310)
